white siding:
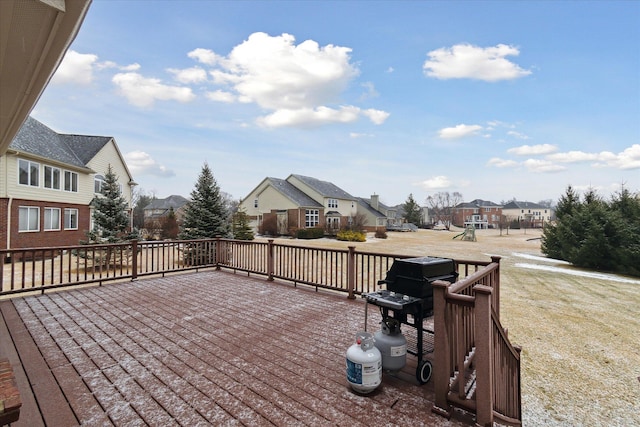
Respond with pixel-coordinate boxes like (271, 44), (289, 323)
(1, 152), (92, 204)
(86, 140), (134, 206)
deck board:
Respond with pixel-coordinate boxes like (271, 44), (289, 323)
(1, 270), (473, 426)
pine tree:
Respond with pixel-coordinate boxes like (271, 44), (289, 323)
(232, 208), (255, 240)
(179, 162), (231, 239)
(402, 193), (422, 225)
(89, 164), (130, 243)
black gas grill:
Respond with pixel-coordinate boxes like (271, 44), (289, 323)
(378, 256), (458, 315)
(363, 256), (458, 384)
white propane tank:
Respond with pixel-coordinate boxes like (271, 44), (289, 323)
(346, 331), (382, 394)
(374, 318), (407, 372)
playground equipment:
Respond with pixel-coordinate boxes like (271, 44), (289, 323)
(453, 225), (477, 242)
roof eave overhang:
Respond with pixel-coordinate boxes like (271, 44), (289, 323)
(0, 0), (93, 155)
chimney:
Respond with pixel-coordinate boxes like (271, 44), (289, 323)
(371, 194), (379, 210)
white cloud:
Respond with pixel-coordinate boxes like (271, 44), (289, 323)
(420, 175), (452, 189)
(546, 150), (599, 163)
(125, 150), (175, 177)
(508, 144), (557, 156)
(594, 144), (640, 169)
(362, 109), (390, 125)
(438, 124), (483, 139)
(190, 32), (388, 127)
(360, 82), (379, 100)
(52, 50), (99, 85)
(545, 145), (640, 170)
(206, 90), (236, 103)
(523, 159), (566, 173)
(487, 157), (518, 168)
(423, 43), (532, 81)
(507, 130), (530, 140)
(188, 48), (225, 66)
(257, 106), (362, 128)
(112, 72), (196, 107)
(168, 66), (208, 84)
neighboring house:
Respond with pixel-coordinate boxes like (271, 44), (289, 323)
(0, 117), (136, 251)
(240, 174), (392, 234)
(502, 201), (554, 228)
(355, 195), (389, 229)
(452, 199), (503, 229)
(143, 195), (189, 226)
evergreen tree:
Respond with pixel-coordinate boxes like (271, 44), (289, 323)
(179, 162), (231, 239)
(402, 193), (422, 225)
(542, 185), (640, 277)
(89, 164), (131, 242)
(232, 208), (255, 240)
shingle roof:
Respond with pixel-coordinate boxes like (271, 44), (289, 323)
(355, 197), (386, 217)
(503, 201), (547, 210)
(144, 195), (190, 210)
(266, 177), (323, 207)
(9, 116), (111, 169)
(456, 199), (501, 208)
(289, 174), (355, 200)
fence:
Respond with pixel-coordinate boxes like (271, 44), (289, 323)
(432, 257), (522, 426)
(0, 237), (520, 425)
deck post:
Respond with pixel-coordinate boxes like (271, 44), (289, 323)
(347, 246), (356, 299)
(267, 239), (274, 281)
(474, 284), (494, 427)
(215, 237), (222, 270)
(431, 279), (451, 418)
(490, 256), (501, 317)
(131, 240), (138, 280)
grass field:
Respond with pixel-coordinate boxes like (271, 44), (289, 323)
(261, 227), (640, 426)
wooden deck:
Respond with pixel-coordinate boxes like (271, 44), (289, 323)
(0, 270), (474, 426)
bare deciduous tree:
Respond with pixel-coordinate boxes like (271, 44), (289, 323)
(425, 191), (463, 230)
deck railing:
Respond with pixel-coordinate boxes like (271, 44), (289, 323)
(432, 257), (522, 426)
(0, 237), (521, 425)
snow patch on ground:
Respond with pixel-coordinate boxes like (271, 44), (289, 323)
(514, 261), (640, 285)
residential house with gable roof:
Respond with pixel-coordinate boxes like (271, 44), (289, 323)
(240, 174), (396, 235)
(452, 199), (503, 229)
(0, 116), (136, 251)
(502, 200), (554, 228)
(143, 195), (189, 225)
(142, 194), (189, 238)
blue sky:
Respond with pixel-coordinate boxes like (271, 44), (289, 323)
(31, 0), (639, 206)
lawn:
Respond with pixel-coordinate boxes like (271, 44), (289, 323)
(261, 227), (640, 426)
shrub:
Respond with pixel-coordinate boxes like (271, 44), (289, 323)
(296, 227), (325, 239)
(259, 215), (277, 236)
(337, 230), (366, 242)
(374, 229), (388, 239)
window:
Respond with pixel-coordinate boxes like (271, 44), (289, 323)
(64, 171), (78, 192)
(64, 208), (78, 230)
(18, 159), (39, 187)
(44, 208), (61, 230)
(94, 175), (105, 194)
(19, 206), (39, 232)
(305, 209), (319, 227)
(328, 199), (338, 208)
(44, 166), (61, 190)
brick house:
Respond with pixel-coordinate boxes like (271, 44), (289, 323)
(239, 174), (390, 234)
(0, 117), (136, 251)
(452, 199), (503, 229)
